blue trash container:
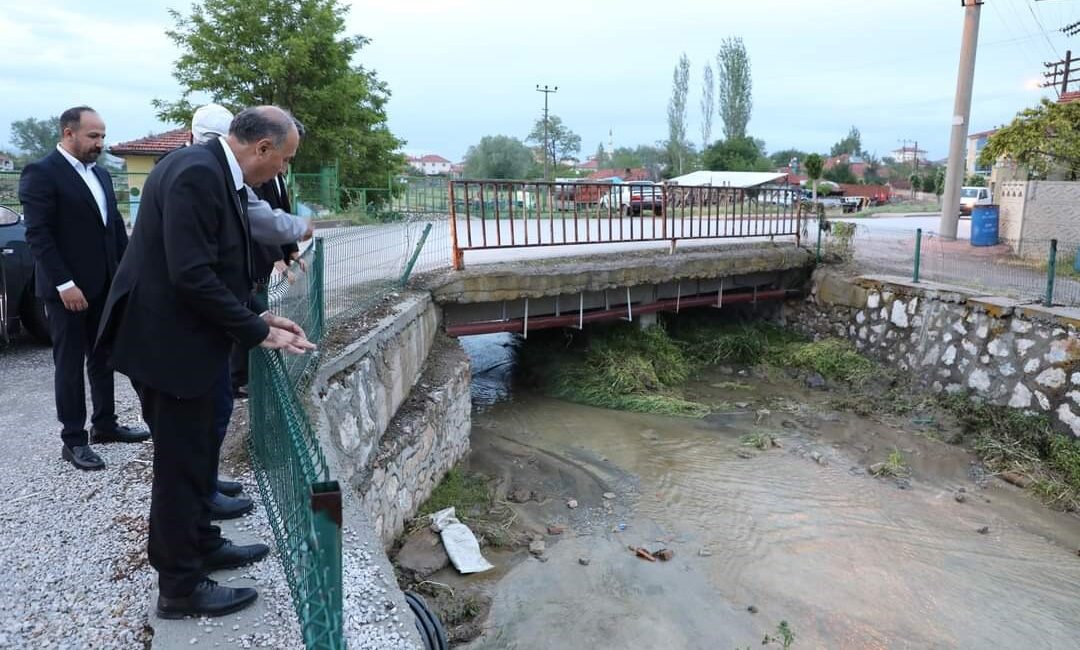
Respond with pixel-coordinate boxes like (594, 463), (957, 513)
(970, 205), (999, 247)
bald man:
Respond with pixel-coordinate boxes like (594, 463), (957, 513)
(97, 106), (315, 618)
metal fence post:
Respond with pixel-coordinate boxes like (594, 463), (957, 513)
(310, 481), (343, 650)
(1046, 238), (1058, 306)
(400, 223), (432, 287)
(313, 237), (326, 342)
(913, 228), (922, 283)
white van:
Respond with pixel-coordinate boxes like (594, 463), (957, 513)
(959, 186), (991, 216)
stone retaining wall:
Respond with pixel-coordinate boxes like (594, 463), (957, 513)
(311, 292), (472, 546)
(785, 270), (1080, 437)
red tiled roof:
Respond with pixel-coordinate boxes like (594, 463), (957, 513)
(109, 128), (190, 156)
(1059, 91), (1080, 104)
(968, 128), (998, 139)
(419, 154), (451, 163)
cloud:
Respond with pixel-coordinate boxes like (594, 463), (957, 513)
(0, 3), (180, 149)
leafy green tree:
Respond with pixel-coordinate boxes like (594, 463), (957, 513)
(10, 116), (59, 161)
(526, 114), (581, 170)
(909, 174), (922, 192)
(964, 174), (987, 187)
(608, 145), (666, 179)
(823, 163), (856, 184)
(979, 98), (1080, 179)
(462, 135), (534, 179)
(804, 153), (823, 201)
(768, 148), (809, 169)
(666, 53), (691, 175)
(703, 136), (769, 172)
(830, 125), (862, 157)
(154, 0), (403, 198)
(716, 37), (752, 140)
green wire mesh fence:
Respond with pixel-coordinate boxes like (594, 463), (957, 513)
(818, 220), (1080, 308)
(248, 240), (342, 650)
(246, 218), (444, 649)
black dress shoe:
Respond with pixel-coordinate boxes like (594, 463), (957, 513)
(157, 578), (258, 619)
(208, 492), (254, 520)
(90, 425), (151, 444)
(203, 540), (270, 572)
(217, 478), (244, 497)
(62, 445), (105, 471)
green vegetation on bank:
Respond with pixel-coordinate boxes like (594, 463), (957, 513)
(521, 324), (709, 417)
(520, 319), (873, 417)
(936, 395), (1080, 510)
(674, 320), (873, 383)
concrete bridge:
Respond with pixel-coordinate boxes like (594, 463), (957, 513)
(427, 242), (815, 337)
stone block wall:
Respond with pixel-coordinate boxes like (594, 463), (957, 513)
(311, 293), (472, 546)
(785, 270), (1080, 437)
(358, 340), (471, 545)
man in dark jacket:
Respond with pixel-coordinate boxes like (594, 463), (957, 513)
(18, 106), (149, 471)
(97, 106), (314, 618)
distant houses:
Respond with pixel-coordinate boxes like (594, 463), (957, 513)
(406, 154), (453, 176)
(0, 153), (13, 172)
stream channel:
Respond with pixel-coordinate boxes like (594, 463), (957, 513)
(417, 331), (1080, 650)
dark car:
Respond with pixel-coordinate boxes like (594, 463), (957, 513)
(0, 204), (49, 344)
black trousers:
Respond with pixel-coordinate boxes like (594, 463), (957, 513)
(135, 377), (226, 598)
(46, 296), (117, 447)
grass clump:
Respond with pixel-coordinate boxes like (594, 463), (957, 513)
(937, 394), (1080, 510)
(416, 469), (493, 520)
(677, 319), (874, 383)
(871, 449), (910, 478)
(522, 323), (711, 417)
(775, 338), (876, 383)
(739, 432), (780, 450)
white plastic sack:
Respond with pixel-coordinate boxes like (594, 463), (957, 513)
(429, 507), (494, 574)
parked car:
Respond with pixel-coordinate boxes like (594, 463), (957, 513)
(0, 205), (49, 344)
(959, 186), (991, 216)
(598, 182), (664, 216)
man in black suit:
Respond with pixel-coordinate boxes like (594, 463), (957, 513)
(19, 106), (150, 471)
(97, 106), (315, 618)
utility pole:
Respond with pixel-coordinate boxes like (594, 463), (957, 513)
(940, 0), (982, 239)
(536, 84), (558, 181)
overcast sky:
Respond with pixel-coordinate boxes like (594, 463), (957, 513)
(1, 0), (1075, 163)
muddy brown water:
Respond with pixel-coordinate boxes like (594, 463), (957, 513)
(449, 334), (1080, 650)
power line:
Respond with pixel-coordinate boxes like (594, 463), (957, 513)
(1025, 0), (1062, 56)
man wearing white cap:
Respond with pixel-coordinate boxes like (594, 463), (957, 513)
(190, 104), (313, 247)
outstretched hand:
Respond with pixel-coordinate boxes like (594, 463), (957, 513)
(259, 313), (314, 354)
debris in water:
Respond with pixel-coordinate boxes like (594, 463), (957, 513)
(578, 558), (591, 566)
(999, 471), (1033, 489)
(976, 526), (990, 535)
(529, 540), (546, 556)
(547, 525), (566, 536)
(602, 492), (616, 500)
(955, 492), (967, 503)
(566, 499), (579, 509)
(698, 549), (713, 557)
(655, 549), (674, 561)
(747, 605), (759, 614)
(629, 546), (656, 562)
(508, 489), (532, 503)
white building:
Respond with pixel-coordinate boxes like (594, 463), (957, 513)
(407, 154), (453, 176)
(0, 154), (13, 172)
